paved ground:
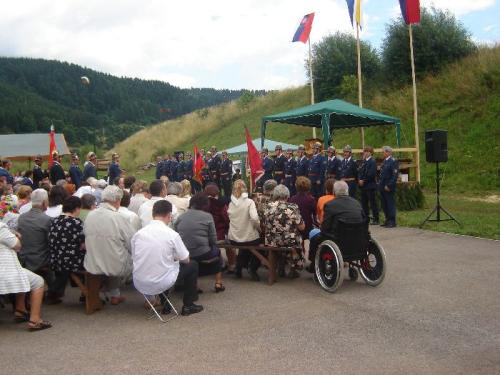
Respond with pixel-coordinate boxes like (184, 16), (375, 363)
(1, 227), (500, 374)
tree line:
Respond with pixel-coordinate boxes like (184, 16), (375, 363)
(0, 57), (265, 149)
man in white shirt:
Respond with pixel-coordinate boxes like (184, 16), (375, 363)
(131, 200), (203, 316)
(138, 180), (178, 227)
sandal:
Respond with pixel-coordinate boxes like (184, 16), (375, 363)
(14, 309), (30, 323)
(28, 320), (52, 332)
(214, 283), (226, 293)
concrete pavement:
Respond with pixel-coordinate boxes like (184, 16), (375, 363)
(1, 227), (499, 374)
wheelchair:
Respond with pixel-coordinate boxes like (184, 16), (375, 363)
(314, 220), (386, 293)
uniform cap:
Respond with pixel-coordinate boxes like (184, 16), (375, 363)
(34, 155), (43, 161)
(313, 142), (322, 149)
(286, 148), (294, 153)
(262, 147), (268, 153)
(298, 145), (305, 151)
(343, 145), (352, 152)
(275, 144), (282, 151)
(327, 146), (335, 152)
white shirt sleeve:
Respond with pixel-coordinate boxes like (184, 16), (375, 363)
(0, 224), (18, 248)
(172, 232), (189, 261)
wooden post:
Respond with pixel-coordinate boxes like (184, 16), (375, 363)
(409, 24), (421, 183)
(308, 38), (316, 139)
(356, 22), (365, 149)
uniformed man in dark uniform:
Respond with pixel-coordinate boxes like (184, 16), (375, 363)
(220, 151), (233, 201)
(32, 155), (47, 188)
(273, 145), (286, 184)
(184, 152), (194, 180)
(162, 154), (171, 179)
(308, 142), (325, 199)
(295, 145), (309, 178)
(155, 156), (164, 180)
(209, 146), (221, 189)
(169, 154), (179, 182)
(358, 145), (379, 225)
(107, 152), (122, 185)
(177, 153), (186, 182)
(379, 146), (399, 228)
(69, 154), (83, 189)
(261, 147), (274, 184)
(325, 146), (342, 181)
(49, 151), (66, 185)
(340, 145), (358, 198)
(284, 148), (297, 195)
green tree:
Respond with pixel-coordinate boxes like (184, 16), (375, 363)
(381, 7), (476, 83)
(310, 32), (381, 102)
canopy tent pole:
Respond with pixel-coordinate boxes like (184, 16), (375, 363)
(356, 21), (365, 149)
(409, 24), (421, 183)
(308, 38), (316, 139)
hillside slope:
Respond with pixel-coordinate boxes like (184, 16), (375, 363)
(0, 57), (261, 147)
(113, 47), (500, 192)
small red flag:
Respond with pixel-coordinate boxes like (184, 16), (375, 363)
(48, 125), (57, 167)
(245, 127), (264, 188)
(193, 144), (204, 183)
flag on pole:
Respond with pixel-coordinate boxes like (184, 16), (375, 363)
(292, 13), (315, 43)
(244, 127), (263, 187)
(48, 124), (57, 167)
(346, 0), (355, 26)
(193, 144), (204, 183)
(355, 0), (362, 26)
(399, 0), (420, 24)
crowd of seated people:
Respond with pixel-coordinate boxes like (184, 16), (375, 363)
(0, 151), (370, 332)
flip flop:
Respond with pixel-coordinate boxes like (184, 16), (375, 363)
(28, 320), (52, 332)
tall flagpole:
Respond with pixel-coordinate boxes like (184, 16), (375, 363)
(356, 10), (365, 148)
(409, 23), (421, 182)
(308, 38), (316, 139)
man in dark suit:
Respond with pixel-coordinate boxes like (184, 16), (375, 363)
(155, 156), (164, 180)
(358, 146), (379, 225)
(82, 152), (98, 182)
(284, 148), (297, 195)
(32, 155), (47, 188)
(340, 145), (358, 198)
(219, 151), (233, 201)
(49, 151), (65, 185)
(295, 145), (309, 178)
(379, 146), (399, 228)
(69, 154), (83, 189)
(325, 146), (342, 180)
(0, 159), (14, 184)
(273, 145), (286, 184)
(308, 142), (325, 199)
(307, 181), (365, 271)
(107, 153), (122, 185)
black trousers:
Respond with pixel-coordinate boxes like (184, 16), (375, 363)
(175, 262), (199, 306)
(35, 268), (69, 298)
(380, 190), (396, 224)
(361, 188), (379, 222)
(230, 239), (261, 271)
(347, 181), (357, 198)
(221, 178), (232, 201)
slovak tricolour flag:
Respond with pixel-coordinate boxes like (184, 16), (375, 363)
(292, 13), (315, 43)
(399, 0), (421, 24)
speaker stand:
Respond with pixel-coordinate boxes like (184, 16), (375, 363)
(420, 162), (461, 228)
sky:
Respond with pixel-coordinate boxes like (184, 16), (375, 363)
(0, 0), (498, 90)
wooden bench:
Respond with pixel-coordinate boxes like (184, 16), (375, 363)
(216, 241), (296, 285)
(84, 273), (104, 315)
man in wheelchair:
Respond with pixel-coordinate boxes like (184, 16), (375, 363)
(307, 180), (365, 272)
(307, 181), (386, 292)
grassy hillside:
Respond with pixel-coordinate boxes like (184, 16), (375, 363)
(113, 46), (500, 193)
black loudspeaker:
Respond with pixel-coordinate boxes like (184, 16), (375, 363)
(425, 129), (448, 163)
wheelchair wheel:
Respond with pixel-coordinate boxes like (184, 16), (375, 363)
(315, 240), (344, 293)
(359, 237), (386, 286)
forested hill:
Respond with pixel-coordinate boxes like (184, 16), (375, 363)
(0, 57), (264, 148)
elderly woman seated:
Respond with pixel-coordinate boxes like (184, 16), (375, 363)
(175, 193), (225, 292)
(263, 184), (305, 278)
(166, 182), (189, 215)
(0, 222), (51, 331)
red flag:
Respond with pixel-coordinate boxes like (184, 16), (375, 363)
(193, 144), (204, 183)
(245, 127), (264, 188)
(399, 0), (420, 24)
(48, 124), (57, 167)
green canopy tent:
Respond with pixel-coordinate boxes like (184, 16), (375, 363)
(261, 99), (401, 149)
